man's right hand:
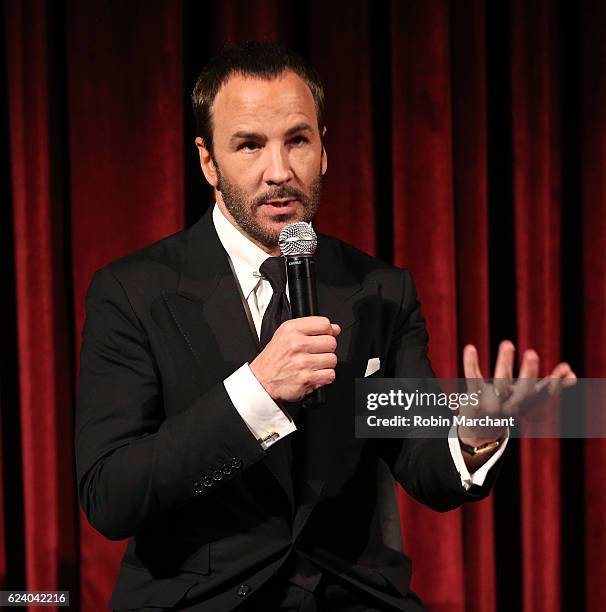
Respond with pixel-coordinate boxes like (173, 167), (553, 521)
(249, 316), (341, 403)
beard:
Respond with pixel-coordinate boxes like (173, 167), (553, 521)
(215, 166), (322, 249)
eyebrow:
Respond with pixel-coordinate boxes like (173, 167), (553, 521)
(230, 131), (265, 144)
(230, 122), (314, 145)
(285, 122), (314, 137)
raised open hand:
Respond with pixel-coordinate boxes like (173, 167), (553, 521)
(459, 340), (577, 446)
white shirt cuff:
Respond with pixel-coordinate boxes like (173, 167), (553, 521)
(448, 425), (509, 490)
(224, 363), (297, 450)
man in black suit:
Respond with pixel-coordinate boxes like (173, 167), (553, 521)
(75, 42), (575, 611)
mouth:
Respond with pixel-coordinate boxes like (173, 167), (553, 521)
(261, 198), (299, 212)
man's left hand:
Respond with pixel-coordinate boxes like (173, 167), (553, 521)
(457, 340), (577, 468)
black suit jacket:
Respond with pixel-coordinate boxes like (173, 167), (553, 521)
(75, 207), (498, 611)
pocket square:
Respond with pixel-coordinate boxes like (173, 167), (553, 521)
(364, 357), (381, 377)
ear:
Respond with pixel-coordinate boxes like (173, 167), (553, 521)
(195, 136), (219, 187)
(320, 126), (328, 175)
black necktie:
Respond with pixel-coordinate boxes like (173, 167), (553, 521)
(258, 257), (298, 495)
(258, 259), (320, 588)
(259, 256), (291, 349)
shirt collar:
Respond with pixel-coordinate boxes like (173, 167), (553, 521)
(212, 203), (270, 299)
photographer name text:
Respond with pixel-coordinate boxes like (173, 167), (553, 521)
(366, 414), (515, 428)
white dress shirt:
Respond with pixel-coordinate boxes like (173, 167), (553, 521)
(213, 204), (507, 489)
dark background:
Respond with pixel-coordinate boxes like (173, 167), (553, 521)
(2, 1), (605, 610)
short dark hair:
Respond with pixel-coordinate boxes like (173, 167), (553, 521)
(191, 41), (325, 155)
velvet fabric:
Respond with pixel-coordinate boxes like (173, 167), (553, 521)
(2, 1), (604, 610)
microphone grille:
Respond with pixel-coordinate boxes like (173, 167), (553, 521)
(278, 222), (318, 256)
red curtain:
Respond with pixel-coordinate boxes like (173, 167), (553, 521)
(582, 0), (606, 606)
(66, 1), (185, 606)
(511, 2), (562, 610)
(4, 0), (77, 599)
(391, 3), (464, 610)
(2, 1), (604, 610)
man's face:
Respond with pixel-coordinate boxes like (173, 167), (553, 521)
(196, 71), (327, 253)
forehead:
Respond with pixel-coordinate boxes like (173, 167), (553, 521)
(211, 71), (317, 133)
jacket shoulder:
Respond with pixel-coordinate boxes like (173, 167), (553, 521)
(317, 233), (410, 282)
(316, 234), (419, 313)
(98, 227), (188, 291)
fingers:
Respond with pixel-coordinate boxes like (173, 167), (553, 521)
(251, 315), (340, 402)
(471, 343), (578, 418)
(494, 340), (515, 379)
(463, 345), (484, 380)
(308, 351), (338, 371)
(303, 334), (338, 354)
(277, 317), (340, 354)
(494, 340), (515, 399)
(463, 345), (484, 398)
(506, 348), (539, 409)
(284, 316), (340, 336)
(537, 362), (578, 396)
(518, 349), (539, 379)
(550, 362), (576, 384)
(309, 368), (336, 390)
(563, 371), (578, 387)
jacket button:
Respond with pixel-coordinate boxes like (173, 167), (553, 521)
(212, 469), (223, 481)
(231, 457), (243, 469)
(222, 462), (233, 475)
(236, 584), (251, 597)
(202, 476), (214, 487)
(193, 482), (204, 495)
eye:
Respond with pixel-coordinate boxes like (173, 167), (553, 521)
(238, 141), (261, 152)
(289, 135), (310, 147)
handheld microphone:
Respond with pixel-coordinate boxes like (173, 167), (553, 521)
(278, 222), (325, 407)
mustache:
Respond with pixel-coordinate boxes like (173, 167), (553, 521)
(253, 186), (307, 206)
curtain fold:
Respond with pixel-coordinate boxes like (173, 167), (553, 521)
(309, 0), (376, 253)
(510, 1), (563, 611)
(582, 2), (606, 611)
(390, 3), (464, 610)
(451, 2), (496, 610)
(64, 2), (184, 609)
(4, 0), (77, 599)
(2, 1), (603, 609)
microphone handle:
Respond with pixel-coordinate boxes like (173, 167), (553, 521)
(285, 255), (325, 407)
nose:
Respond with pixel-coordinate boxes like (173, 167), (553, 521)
(263, 144), (293, 185)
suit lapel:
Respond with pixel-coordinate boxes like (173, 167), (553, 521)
(291, 237), (372, 538)
(165, 213), (372, 529)
(165, 209), (260, 380)
(314, 235), (363, 333)
(164, 209), (296, 506)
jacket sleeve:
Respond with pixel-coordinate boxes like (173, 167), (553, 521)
(75, 267), (265, 541)
(376, 270), (502, 511)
